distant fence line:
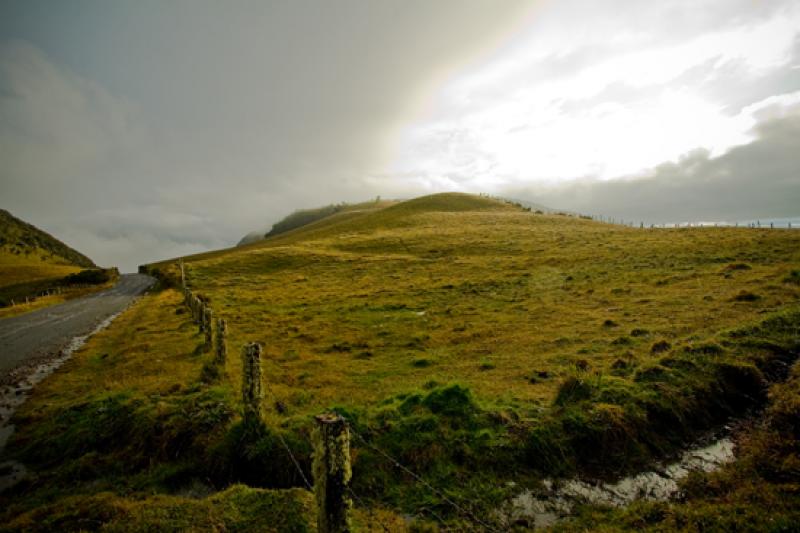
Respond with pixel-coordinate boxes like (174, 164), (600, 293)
(479, 193), (798, 230)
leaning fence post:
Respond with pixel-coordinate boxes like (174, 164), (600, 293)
(313, 413), (352, 533)
(215, 318), (227, 365)
(204, 308), (214, 351)
(241, 342), (263, 424)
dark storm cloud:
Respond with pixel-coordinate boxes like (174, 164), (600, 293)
(1, 0), (799, 272)
(514, 106), (800, 224)
(0, 1), (531, 271)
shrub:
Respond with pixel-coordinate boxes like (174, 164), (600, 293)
(783, 270), (800, 285)
(555, 376), (595, 406)
(63, 268), (119, 285)
(651, 340), (672, 354)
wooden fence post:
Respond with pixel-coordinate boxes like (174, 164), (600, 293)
(179, 260), (186, 288)
(198, 302), (206, 333)
(204, 308), (214, 351)
(216, 318), (227, 365)
(241, 342), (263, 424)
(313, 413), (352, 533)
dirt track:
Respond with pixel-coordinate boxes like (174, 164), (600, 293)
(0, 274), (154, 380)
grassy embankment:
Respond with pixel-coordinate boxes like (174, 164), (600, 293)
(0, 209), (113, 318)
(3, 193), (800, 530)
(557, 344), (800, 531)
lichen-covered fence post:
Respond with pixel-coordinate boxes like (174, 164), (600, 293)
(215, 318), (227, 365)
(179, 259), (186, 288)
(313, 413), (352, 533)
(241, 342), (263, 425)
(198, 301), (207, 333)
(203, 307), (214, 351)
(191, 295), (200, 323)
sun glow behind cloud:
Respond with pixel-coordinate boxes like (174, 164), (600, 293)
(389, 2), (800, 190)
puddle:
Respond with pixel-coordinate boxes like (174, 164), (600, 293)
(0, 310), (126, 493)
(498, 433), (737, 529)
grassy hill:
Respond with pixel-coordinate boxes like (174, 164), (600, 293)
(0, 209), (110, 317)
(5, 193), (800, 529)
(0, 209), (95, 271)
(236, 198), (399, 247)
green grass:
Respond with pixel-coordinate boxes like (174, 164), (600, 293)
(0, 208), (95, 269)
(150, 193), (799, 422)
(0, 208), (103, 315)
(0, 266), (118, 318)
(5, 193), (800, 529)
(554, 348), (800, 532)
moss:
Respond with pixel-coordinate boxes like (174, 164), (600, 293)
(554, 376), (595, 406)
(0, 485), (314, 532)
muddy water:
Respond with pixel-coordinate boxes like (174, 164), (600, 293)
(0, 311), (125, 492)
(498, 432), (737, 529)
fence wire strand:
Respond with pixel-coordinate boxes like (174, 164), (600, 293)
(261, 379), (314, 491)
(346, 486), (394, 533)
(348, 427), (499, 532)
(251, 341), (495, 530)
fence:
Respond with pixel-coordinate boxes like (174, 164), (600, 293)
(175, 262), (500, 532)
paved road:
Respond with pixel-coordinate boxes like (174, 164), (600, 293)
(0, 274), (154, 378)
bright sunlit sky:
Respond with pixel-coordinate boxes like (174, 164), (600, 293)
(1, 0), (799, 271)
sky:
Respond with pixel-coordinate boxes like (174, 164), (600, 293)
(1, 0), (799, 271)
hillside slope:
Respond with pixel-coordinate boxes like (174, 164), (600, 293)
(235, 198), (399, 247)
(155, 192), (799, 416)
(0, 210), (105, 315)
(8, 192), (799, 529)
(0, 209), (95, 270)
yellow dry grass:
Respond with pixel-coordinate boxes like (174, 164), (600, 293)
(147, 193), (800, 423)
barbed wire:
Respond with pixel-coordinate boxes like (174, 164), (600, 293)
(177, 282), (491, 530)
(263, 353), (493, 531)
(420, 505), (452, 532)
(260, 378), (314, 491)
(346, 486), (394, 533)
(348, 427), (499, 532)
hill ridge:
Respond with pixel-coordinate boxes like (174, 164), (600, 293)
(0, 209), (95, 268)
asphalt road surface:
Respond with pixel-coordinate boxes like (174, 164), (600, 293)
(0, 274), (154, 379)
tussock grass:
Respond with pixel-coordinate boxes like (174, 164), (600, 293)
(152, 193), (799, 424)
(556, 351), (800, 532)
(5, 193), (800, 527)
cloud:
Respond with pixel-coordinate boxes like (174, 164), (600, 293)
(0, 2), (534, 271)
(2, 1), (799, 274)
(390, 1), (800, 185)
(511, 102), (800, 223)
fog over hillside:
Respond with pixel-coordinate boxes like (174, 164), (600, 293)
(1, 1), (799, 271)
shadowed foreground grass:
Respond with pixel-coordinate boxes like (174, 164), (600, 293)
(554, 357), (800, 532)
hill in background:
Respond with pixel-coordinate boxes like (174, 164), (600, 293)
(0, 209), (95, 270)
(0, 209), (103, 313)
(236, 198), (399, 246)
